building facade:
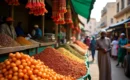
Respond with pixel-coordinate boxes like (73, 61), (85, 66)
(100, 2), (116, 28)
(114, 0), (130, 22)
(85, 18), (98, 36)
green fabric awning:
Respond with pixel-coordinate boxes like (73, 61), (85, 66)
(71, 0), (96, 21)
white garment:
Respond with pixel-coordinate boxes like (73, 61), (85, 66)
(111, 40), (118, 56)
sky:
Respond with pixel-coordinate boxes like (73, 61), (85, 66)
(91, 0), (116, 22)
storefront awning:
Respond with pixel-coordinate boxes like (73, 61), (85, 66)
(108, 18), (130, 29)
(71, 0), (96, 21)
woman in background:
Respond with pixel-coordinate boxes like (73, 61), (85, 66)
(116, 33), (128, 67)
(111, 37), (118, 60)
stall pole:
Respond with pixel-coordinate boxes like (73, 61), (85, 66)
(55, 24), (58, 46)
(125, 23), (129, 43)
(41, 16), (45, 36)
(66, 24), (71, 41)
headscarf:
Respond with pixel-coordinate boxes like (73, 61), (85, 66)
(120, 33), (125, 36)
(34, 25), (39, 28)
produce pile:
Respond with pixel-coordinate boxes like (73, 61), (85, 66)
(28, 39), (39, 44)
(75, 40), (89, 50)
(70, 44), (86, 56)
(0, 52), (74, 80)
(124, 44), (130, 47)
(34, 47), (87, 78)
(16, 37), (32, 46)
(0, 34), (20, 47)
(60, 44), (86, 60)
(57, 48), (84, 63)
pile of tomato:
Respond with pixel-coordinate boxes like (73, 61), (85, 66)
(0, 52), (75, 80)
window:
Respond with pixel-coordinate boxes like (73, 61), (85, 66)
(111, 18), (113, 23)
(121, 0), (124, 9)
(89, 26), (91, 29)
(128, 0), (130, 5)
(117, 3), (119, 12)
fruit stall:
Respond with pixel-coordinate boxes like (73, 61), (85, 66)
(0, 0), (96, 80)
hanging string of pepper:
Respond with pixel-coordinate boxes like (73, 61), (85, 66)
(5, 0), (20, 6)
(65, 0), (73, 24)
(26, 0), (48, 16)
(52, 0), (67, 24)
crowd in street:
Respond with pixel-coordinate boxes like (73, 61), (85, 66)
(82, 30), (128, 80)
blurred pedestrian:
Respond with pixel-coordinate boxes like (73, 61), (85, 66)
(84, 36), (90, 47)
(111, 37), (118, 60)
(116, 33), (128, 67)
(90, 36), (96, 61)
(96, 30), (111, 80)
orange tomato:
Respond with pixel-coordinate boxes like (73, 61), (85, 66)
(28, 70), (32, 75)
(13, 67), (18, 72)
(11, 63), (16, 67)
(12, 76), (18, 80)
(8, 74), (12, 79)
(15, 60), (21, 65)
(24, 74), (29, 79)
(5, 60), (10, 65)
(18, 72), (24, 78)
(23, 69), (27, 73)
(18, 65), (24, 69)
(8, 70), (13, 74)
(2, 68), (7, 73)
(15, 52), (21, 59)
(13, 72), (18, 76)
(12, 57), (17, 62)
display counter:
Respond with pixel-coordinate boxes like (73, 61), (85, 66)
(0, 42), (56, 62)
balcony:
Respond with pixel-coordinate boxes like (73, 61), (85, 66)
(101, 8), (107, 17)
(114, 5), (130, 18)
(100, 22), (107, 28)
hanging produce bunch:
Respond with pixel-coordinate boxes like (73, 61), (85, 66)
(0, 52), (74, 80)
(65, 0), (73, 24)
(26, 0), (48, 16)
(5, 0), (20, 6)
(69, 23), (74, 29)
(52, 0), (67, 24)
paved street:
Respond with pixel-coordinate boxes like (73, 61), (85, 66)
(88, 51), (130, 80)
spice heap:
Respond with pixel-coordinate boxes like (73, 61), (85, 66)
(70, 44), (86, 56)
(5, 0), (20, 6)
(26, 0), (48, 16)
(34, 47), (87, 78)
(75, 40), (89, 50)
(57, 48), (84, 63)
(28, 39), (39, 44)
(0, 34), (20, 47)
(60, 44), (86, 60)
(16, 37), (32, 46)
(0, 52), (74, 80)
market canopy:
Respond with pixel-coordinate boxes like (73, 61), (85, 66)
(108, 18), (130, 29)
(71, 0), (96, 21)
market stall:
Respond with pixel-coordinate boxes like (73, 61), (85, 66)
(0, 0), (96, 79)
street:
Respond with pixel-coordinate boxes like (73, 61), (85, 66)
(88, 51), (130, 80)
